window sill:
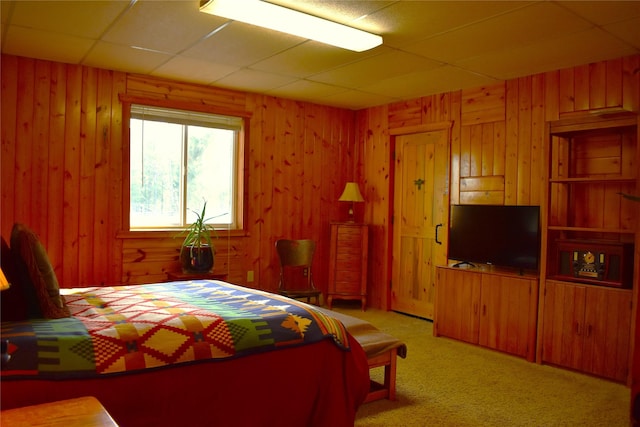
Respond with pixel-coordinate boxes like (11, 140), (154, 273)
(116, 229), (249, 239)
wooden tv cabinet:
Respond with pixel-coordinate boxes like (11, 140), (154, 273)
(434, 265), (539, 361)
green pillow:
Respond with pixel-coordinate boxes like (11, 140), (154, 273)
(10, 223), (70, 319)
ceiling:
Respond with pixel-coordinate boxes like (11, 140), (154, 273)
(2, 1), (639, 110)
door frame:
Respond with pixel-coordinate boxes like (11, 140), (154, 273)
(385, 122), (453, 311)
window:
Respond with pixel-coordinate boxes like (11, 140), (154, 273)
(129, 104), (244, 230)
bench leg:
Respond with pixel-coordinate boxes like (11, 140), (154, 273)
(364, 347), (398, 403)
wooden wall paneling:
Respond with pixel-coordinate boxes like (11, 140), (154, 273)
(108, 71), (126, 286)
(360, 104), (390, 309)
(505, 79), (519, 204)
(545, 70), (560, 122)
(62, 64), (83, 287)
(492, 121), (506, 177)
(259, 96), (278, 292)
(622, 55), (640, 112)
(468, 124), (482, 177)
(606, 58), (623, 109)
(558, 67), (575, 114)
(48, 62), (67, 282)
(14, 57), (35, 229)
(517, 76), (533, 205)
(125, 75), (247, 114)
(245, 93), (264, 289)
(449, 91), (462, 206)
(530, 73), (546, 206)
(589, 60), (607, 110)
(78, 67), (97, 286)
(574, 64), (590, 112)
(460, 83), (506, 126)
(0, 55), (17, 239)
(93, 69), (112, 285)
(481, 123), (494, 177)
(33, 60), (51, 244)
(388, 99), (421, 129)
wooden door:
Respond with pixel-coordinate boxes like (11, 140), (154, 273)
(434, 267), (481, 344)
(391, 130), (448, 319)
(479, 275), (535, 358)
(541, 281), (586, 372)
(582, 287), (632, 382)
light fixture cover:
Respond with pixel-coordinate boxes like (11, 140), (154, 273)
(339, 182), (365, 203)
(199, 0), (382, 52)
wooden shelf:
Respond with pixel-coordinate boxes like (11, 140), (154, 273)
(549, 177), (636, 184)
(547, 226), (636, 234)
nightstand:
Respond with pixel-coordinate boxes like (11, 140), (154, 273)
(166, 271), (228, 282)
(327, 222), (368, 310)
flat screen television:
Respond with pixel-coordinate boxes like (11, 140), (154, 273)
(447, 204), (541, 272)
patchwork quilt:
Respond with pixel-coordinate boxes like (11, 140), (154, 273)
(1, 280), (350, 380)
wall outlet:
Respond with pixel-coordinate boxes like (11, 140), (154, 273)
(247, 270), (254, 282)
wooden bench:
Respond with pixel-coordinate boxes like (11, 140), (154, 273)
(316, 307), (407, 402)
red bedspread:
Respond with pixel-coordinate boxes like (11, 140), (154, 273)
(1, 281), (370, 427)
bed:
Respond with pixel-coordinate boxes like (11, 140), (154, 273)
(1, 280), (370, 427)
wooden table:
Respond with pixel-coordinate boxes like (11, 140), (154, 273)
(0, 396), (118, 427)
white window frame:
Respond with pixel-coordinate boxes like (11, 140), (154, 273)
(121, 98), (248, 234)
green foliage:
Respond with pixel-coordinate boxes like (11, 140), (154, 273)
(179, 202), (218, 254)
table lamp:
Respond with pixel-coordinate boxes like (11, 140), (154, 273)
(1, 267), (10, 365)
(338, 182), (364, 222)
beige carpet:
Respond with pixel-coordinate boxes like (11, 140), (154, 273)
(331, 304), (630, 427)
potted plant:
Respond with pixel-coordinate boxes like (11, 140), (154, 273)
(179, 202), (217, 273)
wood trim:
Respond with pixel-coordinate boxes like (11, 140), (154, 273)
(388, 121), (453, 136)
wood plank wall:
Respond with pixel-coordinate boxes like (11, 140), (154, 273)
(2, 53), (638, 310)
(1, 54), (356, 295)
(358, 54), (640, 310)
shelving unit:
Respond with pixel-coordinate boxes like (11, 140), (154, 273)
(538, 112), (639, 382)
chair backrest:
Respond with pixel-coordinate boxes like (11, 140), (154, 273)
(275, 239), (316, 268)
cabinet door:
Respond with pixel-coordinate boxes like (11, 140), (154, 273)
(583, 287), (632, 382)
(541, 281), (586, 372)
(434, 268), (481, 344)
(479, 275), (535, 358)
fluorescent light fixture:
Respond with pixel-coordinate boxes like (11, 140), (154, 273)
(199, 0), (382, 52)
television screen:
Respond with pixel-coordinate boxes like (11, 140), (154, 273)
(447, 204), (541, 271)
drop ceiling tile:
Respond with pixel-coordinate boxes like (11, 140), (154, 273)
(3, 26), (94, 64)
(102, 1), (218, 55)
(403, 1), (594, 64)
(151, 56), (239, 85)
(214, 69), (298, 94)
(456, 28), (637, 80)
(183, 21), (302, 67)
(266, 79), (348, 103)
(317, 89), (397, 110)
(1, 1), (14, 25)
(360, 65), (498, 99)
(9, 0), (129, 39)
(83, 42), (172, 75)
(558, 1), (640, 25)
(603, 17), (640, 49)
(310, 49), (441, 88)
(367, 1), (535, 47)
(251, 40), (380, 78)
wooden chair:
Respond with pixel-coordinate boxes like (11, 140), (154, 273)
(275, 239), (322, 305)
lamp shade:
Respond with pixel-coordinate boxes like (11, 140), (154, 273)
(0, 267), (9, 291)
(338, 182), (364, 203)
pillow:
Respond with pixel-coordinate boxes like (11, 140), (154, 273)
(10, 223), (70, 319)
(0, 236), (33, 320)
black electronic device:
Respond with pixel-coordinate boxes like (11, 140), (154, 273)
(447, 204), (541, 272)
